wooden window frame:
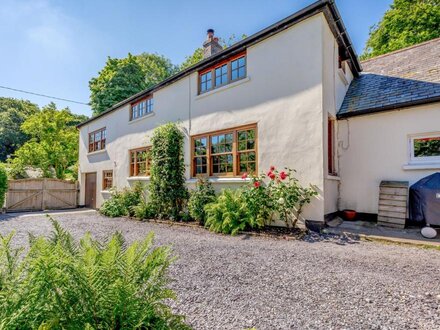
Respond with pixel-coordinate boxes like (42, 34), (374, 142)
(191, 123), (257, 178)
(102, 170), (113, 190)
(88, 127), (106, 153)
(130, 95), (154, 121)
(129, 147), (152, 177)
(328, 117), (337, 176)
(198, 51), (247, 94)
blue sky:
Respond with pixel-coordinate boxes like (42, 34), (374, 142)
(0, 0), (392, 117)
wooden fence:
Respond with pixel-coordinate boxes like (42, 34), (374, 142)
(6, 178), (78, 212)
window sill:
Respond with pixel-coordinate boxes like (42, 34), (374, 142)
(127, 176), (151, 181)
(195, 76), (251, 100)
(87, 149), (106, 156)
(101, 190), (111, 194)
(187, 177), (250, 184)
(326, 175), (340, 181)
(402, 163), (440, 170)
(128, 112), (155, 124)
(338, 69), (348, 86)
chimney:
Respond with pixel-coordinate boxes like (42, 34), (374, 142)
(203, 29), (223, 59)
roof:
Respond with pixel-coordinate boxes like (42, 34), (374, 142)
(78, 0), (361, 128)
(338, 38), (440, 119)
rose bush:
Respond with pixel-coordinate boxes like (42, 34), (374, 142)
(243, 166), (317, 228)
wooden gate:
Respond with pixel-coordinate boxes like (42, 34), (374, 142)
(6, 178), (78, 212)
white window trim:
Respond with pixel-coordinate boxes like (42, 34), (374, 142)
(195, 76), (251, 100)
(87, 149), (106, 156)
(128, 111), (155, 125)
(404, 132), (440, 170)
(407, 132), (440, 165)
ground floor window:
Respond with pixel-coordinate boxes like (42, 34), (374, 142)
(328, 117), (337, 175)
(409, 133), (440, 164)
(129, 147), (151, 176)
(102, 170), (113, 190)
(191, 124), (257, 177)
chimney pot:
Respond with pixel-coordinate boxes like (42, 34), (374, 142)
(203, 28), (222, 59)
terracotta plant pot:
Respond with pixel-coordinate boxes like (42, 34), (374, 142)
(342, 209), (357, 221)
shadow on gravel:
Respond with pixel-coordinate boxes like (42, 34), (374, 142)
(303, 232), (361, 245)
(0, 214), (17, 223)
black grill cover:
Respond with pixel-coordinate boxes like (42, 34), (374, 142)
(409, 172), (440, 226)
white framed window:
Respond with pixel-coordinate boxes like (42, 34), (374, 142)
(408, 132), (440, 164)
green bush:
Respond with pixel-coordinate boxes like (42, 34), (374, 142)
(131, 193), (157, 220)
(204, 189), (259, 235)
(188, 177), (216, 224)
(149, 123), (188, 220)
(0, 164), (7, 208)
(100, 182), (144, 217)
(0, 218), (189, 329)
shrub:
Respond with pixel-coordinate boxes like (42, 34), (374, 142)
(0, 218), (189, 329)
(0, 164), (7, 209)
(188, 177), (216, 224)
(204, 189), (259, 235)
(131, 192), (157, 220)
(100, 182), (144, 217)
(244, 167), (317, 227)
(149, 123), (188, 220)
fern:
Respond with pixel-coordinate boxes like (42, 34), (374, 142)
(0, 217), (190, 330)
(204, 189), (254, 235)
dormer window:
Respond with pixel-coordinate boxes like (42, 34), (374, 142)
(130, 96), (153, 121)
(198, 51), (247, 94)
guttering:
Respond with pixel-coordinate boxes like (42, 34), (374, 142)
(337, 96), (440, 119)
(324, 0), (362, 75)
(78, 0), (360, 128)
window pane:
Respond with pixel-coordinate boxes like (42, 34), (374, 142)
(231, 60), (238, 70)
(238, 67), (245, 78)
(238, 57), (245, 67)
(231, 70), (238, 81)
(414, 137), (440, 157)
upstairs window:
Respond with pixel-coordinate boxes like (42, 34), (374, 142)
(130, 96), (154, 121)
(409, 133), (440, 164)
(129, 147), (151, 177)
(198, 52), (247, 94)
(215, 64), (228, 86)
(231, 56), (246, 81)
(200, 71), (212, 93)
(191, 124), (257, 177)
(88, 127), (106, 153)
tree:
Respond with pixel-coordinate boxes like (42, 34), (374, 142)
(89, 53), (177, 115)
(9, 103), (79, 179)
(0, 98), (39, 162)
(179, 48), (204, 71)
(135, 53), (179, 88)
(361, 0), (440, 60)
(89, 54), (146, 115)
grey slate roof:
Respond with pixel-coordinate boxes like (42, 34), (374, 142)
(338, 38), (440, 118)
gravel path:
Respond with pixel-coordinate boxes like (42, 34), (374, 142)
(1, 210), (439, 329)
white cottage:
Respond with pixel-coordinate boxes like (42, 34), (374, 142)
(77, 0), (440, 226)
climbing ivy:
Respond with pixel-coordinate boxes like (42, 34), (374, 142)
(149, 123), (188, 219)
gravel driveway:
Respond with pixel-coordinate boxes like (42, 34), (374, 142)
(1, 210), (439, 329)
